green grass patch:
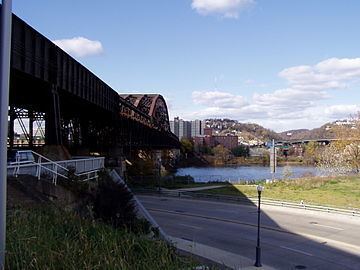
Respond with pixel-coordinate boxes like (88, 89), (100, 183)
(6, 206), (196, 270)
(197, 176), (360, 209)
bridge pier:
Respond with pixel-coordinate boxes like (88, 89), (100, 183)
(45, 85), (61, 145)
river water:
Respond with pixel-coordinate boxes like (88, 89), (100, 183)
(175, 165), (320, 183)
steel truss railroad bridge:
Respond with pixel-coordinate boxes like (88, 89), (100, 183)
(7, 12), (179, 154)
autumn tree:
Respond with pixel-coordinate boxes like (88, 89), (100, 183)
(180, 138), (194, 158)
(318, 112), (360, 174)
(213, 145), (231, 164)
(303, 141), (320, 164)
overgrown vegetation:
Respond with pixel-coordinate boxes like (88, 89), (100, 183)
(93, 171), (144, 232)
(6, 170), (203, 269)
(6, 206), (195, 270)
(231, 145), (250, 157)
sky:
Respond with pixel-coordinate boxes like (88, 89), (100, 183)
(11, 0), (360, 132)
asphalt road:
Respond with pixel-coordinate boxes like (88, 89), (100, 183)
(138, 195), (360, 270)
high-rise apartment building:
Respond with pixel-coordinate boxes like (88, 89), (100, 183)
(191, 120), (204, 137)
(170, 117), (191, 140)
(170, 117), (180, 137)
(179, 119), (191, 140)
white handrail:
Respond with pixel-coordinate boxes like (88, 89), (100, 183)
(16, 150), (69, 171)
(7, 150), (105, 185)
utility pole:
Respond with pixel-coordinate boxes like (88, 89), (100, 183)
(270, 139), (276, 181)
(0, 0), (12, 268)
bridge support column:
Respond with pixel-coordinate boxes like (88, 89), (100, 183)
(80, 119), (89, 147)
(45, 85), (62, 145)
(28, 109), (34, 147)
(108, 145), (125, 176)
(8, 106), (15, 149)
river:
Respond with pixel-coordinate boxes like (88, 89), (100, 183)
(175, 165), (319, 183)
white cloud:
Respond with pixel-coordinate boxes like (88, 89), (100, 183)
(253, 88), (329, 111)
(185, 57), (360, 131)
(52, 37), (103, 58)
(187, 103), (360, 132)
(279, 58), (360, 91)
(191, 0), (254, 18)
(324, 105), (360, 119)
(192, 90), (248, 108)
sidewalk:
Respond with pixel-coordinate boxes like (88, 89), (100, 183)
(169, 236), (276, 270)
(174, 185), (226, 192)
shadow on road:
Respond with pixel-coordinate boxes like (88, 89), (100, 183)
(138, 183), (360, 270)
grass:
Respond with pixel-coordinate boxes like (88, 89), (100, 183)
(6, 205), (196, 270)
(197, 176), (360, 209)
(128, 174), (230, 190)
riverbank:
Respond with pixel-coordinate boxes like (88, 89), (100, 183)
(177, 154), (307, 168)
(195, 175), (360, 209)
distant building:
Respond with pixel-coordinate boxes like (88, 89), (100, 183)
(193, 136), (206, 148)
(179, 119), (191, 140)
(191, 120), (204, 137)
(213, 135), (238, 150)
(170, 117), (191, 140)
(194, 133), (238, 150)
(9, 133), (45, 147)
(204, 127), (213, 136)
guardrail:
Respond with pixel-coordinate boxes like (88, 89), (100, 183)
(135, 188), (360, 217)
(7, 150), (104, 185)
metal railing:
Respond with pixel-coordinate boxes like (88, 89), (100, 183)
(135, 188), (360, 217)
(7, 150), (104, 185)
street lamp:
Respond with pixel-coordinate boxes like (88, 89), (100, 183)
(254, 185), (264, 267)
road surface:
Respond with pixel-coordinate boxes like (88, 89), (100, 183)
(138, 195), (360, 270)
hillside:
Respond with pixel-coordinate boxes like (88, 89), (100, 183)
(204, 118), (356, 144)
(279, 120), (356, 140)
(205, 119), (282, 145)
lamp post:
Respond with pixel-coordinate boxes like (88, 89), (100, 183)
(254, 185), (264, 267)
(0, 0), (12, 268)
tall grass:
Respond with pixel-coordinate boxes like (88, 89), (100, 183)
(6, 206), (194, 270)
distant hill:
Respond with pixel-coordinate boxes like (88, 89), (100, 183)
(204, 118), (355, 144)
(278, 121), (356, 140)
(205, 119), (282, 145)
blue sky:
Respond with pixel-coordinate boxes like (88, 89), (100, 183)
(12, 0), (360, 131)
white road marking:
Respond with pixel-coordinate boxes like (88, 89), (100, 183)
(280, 246), (313, 256)
(179, 223), (202, 230)
(311, 223), (344, 231)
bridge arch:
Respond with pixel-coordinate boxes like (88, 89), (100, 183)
(120, 94), (170, 132)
